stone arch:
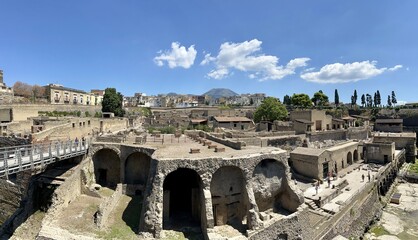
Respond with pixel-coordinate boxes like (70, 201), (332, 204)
(347, 151), (353, 165)
(210, 166), (248, 230)
(93, 148), (121, 189)
(124, 152), (151, 195)
(163, 168), (203, 231)
(354, 149), (359, 162)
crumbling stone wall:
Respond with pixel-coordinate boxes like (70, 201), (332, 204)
(248, 209), (310, 240)
(202, 131), (244, 150)
(41, 159), (88, 226)
(321, 185), (382, 239)
(0, 178), (21, 225)
(138, 151), (303, 238)
(94, 184), (123, 228)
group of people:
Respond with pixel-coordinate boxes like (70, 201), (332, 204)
(361, 171), (372, 182)
(74, 136), (86, 147)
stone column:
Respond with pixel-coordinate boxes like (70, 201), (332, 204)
(245, 184), (262, 230)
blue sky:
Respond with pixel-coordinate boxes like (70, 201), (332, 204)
(0, 1), (417, 104)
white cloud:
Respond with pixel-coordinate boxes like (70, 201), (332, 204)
(202, 39), (310, 81)
(388, 65), (403, 71)
(154, 42), (197, 69)
(300, 61), (402, 84)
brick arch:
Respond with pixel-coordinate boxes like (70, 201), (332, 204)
(210, 166), (248, 231)
(354, 149), (359, 162)
(347, 151), (353, 165)
(162, 167), (204, 231)
(124, 152), (151, 187)
(90, 145), (121, 159)
(92, 147), (121, 189)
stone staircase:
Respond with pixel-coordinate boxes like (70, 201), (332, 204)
(305, 199), (333, 217)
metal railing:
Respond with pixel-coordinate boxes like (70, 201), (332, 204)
(0, 140), (89, 178)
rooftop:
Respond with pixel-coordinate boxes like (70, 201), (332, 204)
(291, 147), (324, 156)
(213, 116), (252, 122)
(139, 134), (286, 160)
(373, 132), (416, 138)
(325, 141), (358, 152)
(375, 118), (403, 124)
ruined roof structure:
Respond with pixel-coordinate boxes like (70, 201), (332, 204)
(33, 132), (306, 239)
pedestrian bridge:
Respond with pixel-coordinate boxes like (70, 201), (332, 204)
(0, 140), (89, 178)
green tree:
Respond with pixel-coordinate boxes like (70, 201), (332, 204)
(391, 91), (397, 106)
(291, 93), (312, 108)
(366, 94), (372, 108)
(283, 95), (291, 105)
(361, 94), (366, 107)
(102, 88), (125, 117)
(253, 97), (288, 123)
(387, 95), (392, 107)
(249, 98), (254, 105)
(311, 90), (329, 107)
(353, 90), (358, 105)
(334, 89), (340, 106)
(376, 90), (381, 107)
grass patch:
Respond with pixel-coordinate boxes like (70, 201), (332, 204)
(370, 225), (390, 236)
(408, 160), (418, 174)
(96, 195), (143, 240)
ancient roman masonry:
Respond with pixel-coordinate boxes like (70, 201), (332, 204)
(0, 140), (88, 178)
(89, 140), (304, 238)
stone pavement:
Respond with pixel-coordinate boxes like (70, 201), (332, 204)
(304, 161), (384, 213)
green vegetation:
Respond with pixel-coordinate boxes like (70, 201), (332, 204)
(218, 104), (231, 110)
(94, 111), (102, 118)
(188, 124), (212, 132)
(311, 90), (329, 107)
(254, 97), (288, 123)
(139, 107), (152, 117)
(408, 160), (418, 174)
(38, 110), (82, 117)
(85, 111), (91, 117)
(102, 88), (125, 117)
(96, 195), (142, 240)
(291, 93), (312, 108)
(369, 225), (390, 236)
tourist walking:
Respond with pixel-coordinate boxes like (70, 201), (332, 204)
(362, 174), (365, 182)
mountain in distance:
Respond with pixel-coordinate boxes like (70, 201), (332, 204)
(203, 88), (238, 99)
(166, 92), (178, 96)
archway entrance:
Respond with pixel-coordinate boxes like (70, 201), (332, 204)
(354, 150), (359, 162)
(210, 166), (248, 232)
(125, 152), (151, 195)
(93, 149), (120, 189)
(163, 168), (202, 230)
(347, 152), (353, 165)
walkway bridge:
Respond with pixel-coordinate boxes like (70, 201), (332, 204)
(0, 140), (89, 178)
